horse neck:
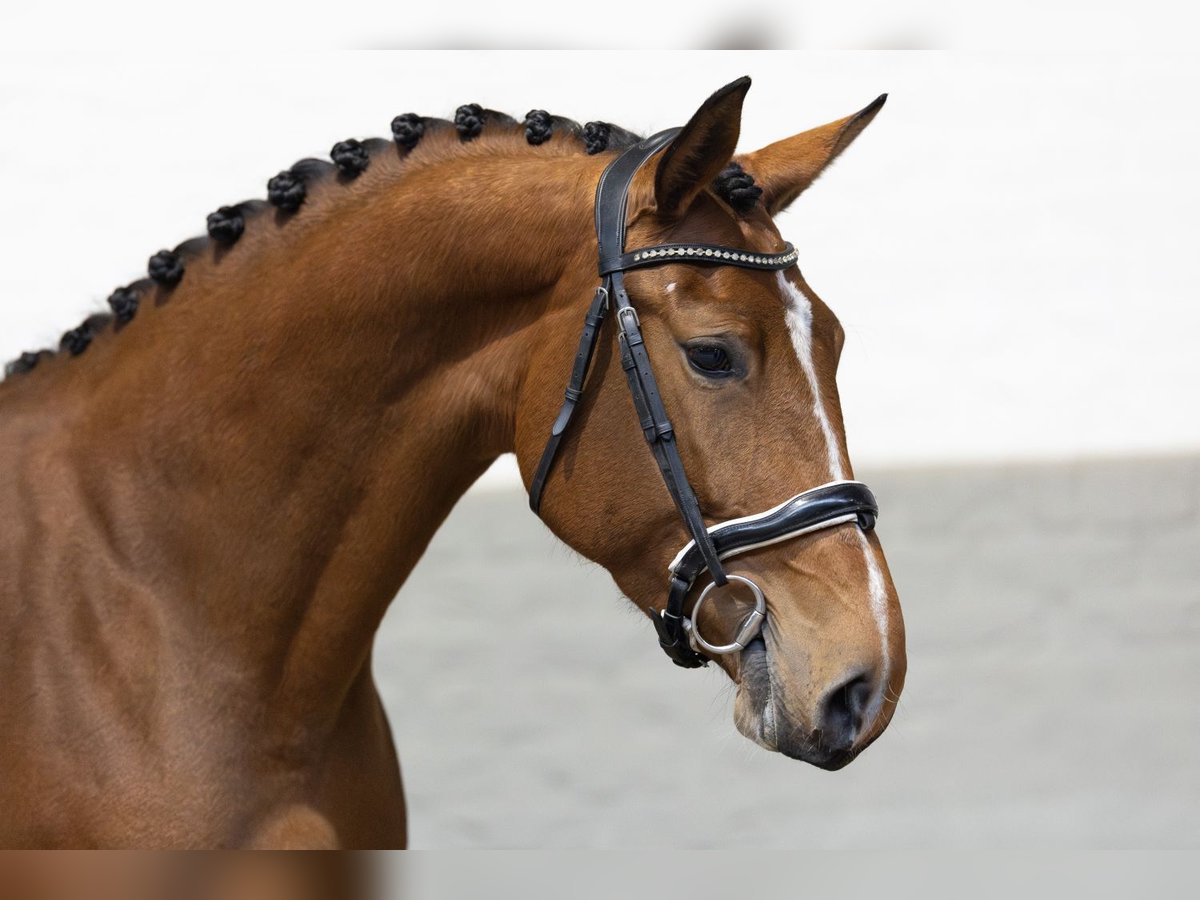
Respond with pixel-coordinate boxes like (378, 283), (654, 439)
(34, 148), (597, 711)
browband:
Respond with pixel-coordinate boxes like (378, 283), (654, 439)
(610, 242), (798, 275)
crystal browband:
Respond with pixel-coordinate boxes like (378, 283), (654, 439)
(613, 241), (798, 273)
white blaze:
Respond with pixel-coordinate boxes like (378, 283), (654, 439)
(779, 274), (845, 481)
(776, 272), (890, 725)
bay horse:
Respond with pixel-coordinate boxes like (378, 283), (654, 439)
(0, 77), (905, 848)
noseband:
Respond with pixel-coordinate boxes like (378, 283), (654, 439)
(529, 129), (879, 668)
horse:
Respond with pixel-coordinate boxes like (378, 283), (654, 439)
(0, 77), (906, 848)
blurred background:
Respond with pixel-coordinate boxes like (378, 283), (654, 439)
(1, 48), (1197, 849)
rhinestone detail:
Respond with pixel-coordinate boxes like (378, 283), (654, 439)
(626, 244), (798, 269)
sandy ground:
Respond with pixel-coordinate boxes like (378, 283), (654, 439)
(373, 453), (1200, 848)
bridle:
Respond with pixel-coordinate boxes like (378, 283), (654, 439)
(529, 128), (880, 669)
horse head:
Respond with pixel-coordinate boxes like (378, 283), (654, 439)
(519, 78), (906, 769)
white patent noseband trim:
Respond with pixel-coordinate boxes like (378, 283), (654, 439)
(666, 480), (869, 575)
(711, 514), (857, 566)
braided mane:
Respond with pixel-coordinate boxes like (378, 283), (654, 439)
(3, 105), (762, 380)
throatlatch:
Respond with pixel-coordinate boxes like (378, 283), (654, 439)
(529, 129), (879, 668)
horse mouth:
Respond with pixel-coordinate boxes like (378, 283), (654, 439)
(733, 635), (778, 752)
(732, 633), (864, 771)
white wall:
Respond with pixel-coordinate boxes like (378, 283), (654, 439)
(2, 53), (1197, 483)
(3, 3), (1195, 52)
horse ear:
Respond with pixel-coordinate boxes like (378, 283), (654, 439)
(741, 94), (887, 216)
(654, 76), (752, 220)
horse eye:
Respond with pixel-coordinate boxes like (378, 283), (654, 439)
(686, 344), (733, 376)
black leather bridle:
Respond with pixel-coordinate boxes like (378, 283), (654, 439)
(529, 128), (879, 668)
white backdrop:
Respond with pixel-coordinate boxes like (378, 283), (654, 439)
(2, 53), (1197, 479)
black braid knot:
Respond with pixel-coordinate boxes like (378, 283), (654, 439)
(583, 121), (611, 155)
(391, 113), (424, 149)
(5, 351), (43, 377)
(206, 205), (245, 244)
(59, 314), (110, 357)
(60, 326), (92, 356)
(107, 286), (139, 325)
(714, 162), (763, 213)
(148, 249), (185, 285)
(331, 139), (370, 176)
(454, 103), (484, 140)
(524, 109), (553, 145)
(267, 169), (307, 211)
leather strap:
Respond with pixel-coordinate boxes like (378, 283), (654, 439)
(529, 286), (611, 514)
(608, 273), (725, 667)
(594, 129), (679, 276)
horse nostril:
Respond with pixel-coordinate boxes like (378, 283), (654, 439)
(818, 672), (874, 751)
